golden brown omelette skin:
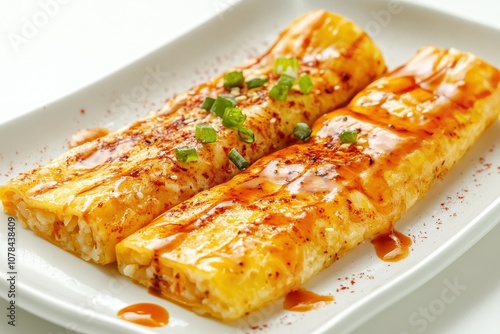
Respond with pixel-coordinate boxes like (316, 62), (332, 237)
(116, 46), (500, 321)
(0, 10), (385, 264)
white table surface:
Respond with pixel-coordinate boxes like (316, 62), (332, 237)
(1, 0), (499, 333)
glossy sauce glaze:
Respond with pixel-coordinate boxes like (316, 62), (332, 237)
(143, 47), (498, 268)
(148, 111), (409, 255)
(284, 288), (334, 312)
(68, 127), (110, 149)
(117, 46), (500, 321)
(388, 47), (500, 108)
(145, 110), (414, 313)
(371, 229), (412, 262)
(117, 303), (169, 327)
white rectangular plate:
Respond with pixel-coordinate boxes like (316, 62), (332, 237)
(1, 1), (500, 333)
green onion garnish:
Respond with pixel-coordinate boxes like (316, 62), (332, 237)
(293, 122), (312, 141)
(200, 97), (215, 111)
(222, 107), (247, 128)
(195, 124), (217, 143)
(274, 57), (299, 78)
(269, 75), (295, 101)
(269, 83), (289, 101)
(238, 127), (255, 144)
(246, 78), (267, 89)
(210, 96), (237, 118)
(228, 148), (249, 170)
(339, 129), (358, 144)
(299, 74), (313, 95)
(277, 74), (295, 89)
(175, 146), (198, 162)
(224, 71), (244, 89)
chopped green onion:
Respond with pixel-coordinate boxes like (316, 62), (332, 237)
(195, 124), (217, 143)
(246, 78), (267, 89)
(269, 83), (289, 101)
(210, 96), (237, 118)
(200, 97), (215, 111)
(339, 129), (358, 144)
(228, 148), (249, 170)
(238, 127), (255, 144)
(293, 122), (312, 141)
(277, 74), (295, 89)
(224, 71), (244, 89)
(269, 75), (295, 101)
(274, 57), (299, 78)
(299, 74), (313, 95)
(175, 146), (198, 162)
(222, 107), (247, 128)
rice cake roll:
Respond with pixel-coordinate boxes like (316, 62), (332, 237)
(116, 46), (500, 321)
(0, 10), (386, 264)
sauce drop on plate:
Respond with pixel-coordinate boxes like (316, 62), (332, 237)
(117, 303), (169, 327)
(371, 229), (412, 262)
(284, 288), (334, 312)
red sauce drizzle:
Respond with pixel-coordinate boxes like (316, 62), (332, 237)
(117, 303), (169, 327)
(283, 288), (333, 312)
(371, 229), (412, 262)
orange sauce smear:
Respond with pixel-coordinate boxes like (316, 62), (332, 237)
(117, 303), (169, 327)
(69, 127), (109, 149)
(371, 229), (412, 262)
(284, 288), (334, 312)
